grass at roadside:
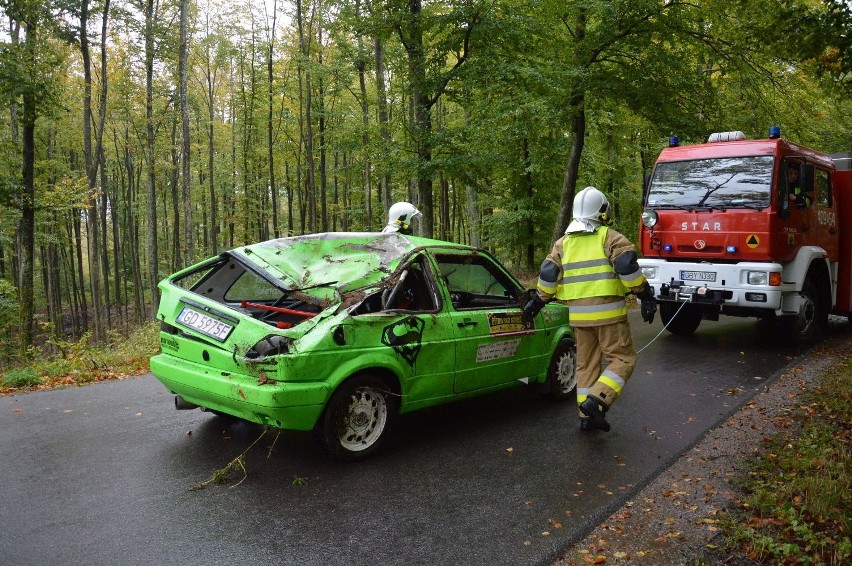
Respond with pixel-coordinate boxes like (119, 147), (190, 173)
(0, 321), (160, 395)
(719, 356), (851, 564)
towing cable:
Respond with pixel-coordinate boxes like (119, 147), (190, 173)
(635, 300), (688, 355)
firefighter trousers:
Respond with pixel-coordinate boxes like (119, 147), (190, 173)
(574, 321), (636, 416)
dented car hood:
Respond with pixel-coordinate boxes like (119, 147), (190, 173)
(231, 232), (433, 299)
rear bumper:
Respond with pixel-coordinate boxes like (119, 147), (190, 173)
(150, 353), (328, 430)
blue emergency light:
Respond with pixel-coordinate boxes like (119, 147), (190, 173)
(669, 135), (680, 147)
(663, 244), (673, 252)
(726, 245), (737, 253)
(769, 126), (781, 139)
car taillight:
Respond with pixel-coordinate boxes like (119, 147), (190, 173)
(246, 335), (291, 359)
(161, 320), (179, 334)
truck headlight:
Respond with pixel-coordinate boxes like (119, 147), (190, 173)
(641, 266), (657, 280)
(641, 209), (659, 228)
(747, 271), (767, 285)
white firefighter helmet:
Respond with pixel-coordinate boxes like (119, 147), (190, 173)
(382, 201), (422, 234)
(566, 186), (612, 233)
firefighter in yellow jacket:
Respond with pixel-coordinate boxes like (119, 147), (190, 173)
(523, 187), (656, 432)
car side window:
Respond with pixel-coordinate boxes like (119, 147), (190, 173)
(384, 260), (436, 312)
(353, 255), (438, 315)
(436, 255), (519, 310)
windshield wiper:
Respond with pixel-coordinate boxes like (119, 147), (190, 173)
(647, 204), (698, 212)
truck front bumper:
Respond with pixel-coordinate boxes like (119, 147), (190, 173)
(638, 259), (789, 310)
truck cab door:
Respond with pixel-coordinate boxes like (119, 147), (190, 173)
(813, 167), (839, 260)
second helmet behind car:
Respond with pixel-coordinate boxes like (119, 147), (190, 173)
(382, 202), (422, 235)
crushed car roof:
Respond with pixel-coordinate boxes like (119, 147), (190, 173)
(232, 232), (465, 295)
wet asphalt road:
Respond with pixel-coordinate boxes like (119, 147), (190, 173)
(0, 312), (823, 566)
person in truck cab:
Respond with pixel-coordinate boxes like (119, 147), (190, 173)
(523, 187), (656, 432)
(787, 163), (813, 208)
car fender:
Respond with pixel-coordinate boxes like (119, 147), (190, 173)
(311, 353), (407, 405)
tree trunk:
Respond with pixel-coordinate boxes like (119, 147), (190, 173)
(145, 0), (160, 316)
(179, 0), (193, 265)
(403, 0), (433, 237)
(374, 35), (391, 213)
(551, 93), (586, 243)
(170, 118), (181, 271)
(267, 2), (279, 238)
(357, 59), (372, 231)
(204, 15), (219, 254)
(18, 22), (37, 357)
(80, 0), (105, 342)
(552, 9), (587, 243)
(317, 24), (328, 232)
(297, 0), (317, 233)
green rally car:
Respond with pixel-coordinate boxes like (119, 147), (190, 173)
(151, 232), (576, 460)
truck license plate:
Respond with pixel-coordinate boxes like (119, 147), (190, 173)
(176, 306), (234, 341)
(680, 270), (716, 282)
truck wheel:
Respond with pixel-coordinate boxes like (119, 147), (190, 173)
(320, 375), (398, 461)
(781, 279), (827, 344)
(659, 302), (702, 335)
(545, 337), (577, 401)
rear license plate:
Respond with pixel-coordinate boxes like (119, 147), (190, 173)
(176, 306), (234, 341)
(680, 270), (716, 282)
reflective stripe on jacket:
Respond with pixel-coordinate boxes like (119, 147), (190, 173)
(556, 228), (628, 301)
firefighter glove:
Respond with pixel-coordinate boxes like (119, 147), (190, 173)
(635, 284), (655, 301)
(637, 285), (656, 324)
(522, 296), (546, 324)
(640, 298), (656, 324)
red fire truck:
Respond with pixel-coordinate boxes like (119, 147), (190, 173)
(638, 127), (852, 343)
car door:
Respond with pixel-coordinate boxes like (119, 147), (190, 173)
(432, 252), (546, 394)
(345, 253), (458, 406)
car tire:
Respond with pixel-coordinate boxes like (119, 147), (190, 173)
(546, 337), (577, 401)
(320, 374), (398, 461)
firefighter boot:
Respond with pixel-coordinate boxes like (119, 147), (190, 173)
(579, 395), (611, 432)
(580, 418), (596, 431)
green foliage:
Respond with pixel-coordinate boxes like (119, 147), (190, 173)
(0, 279), (17, 330)
(0, 279), (18, 358)
(1, 367), (41, 388)
(0, 322), (161, 391)
(721, 358), (851, 564)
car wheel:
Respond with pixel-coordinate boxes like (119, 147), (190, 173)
(546, 337), (577, 400)
(320, 375), (397, 461)
(660, 302), (702, 335)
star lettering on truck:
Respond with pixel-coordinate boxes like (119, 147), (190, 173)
(681, 222), (723, 231)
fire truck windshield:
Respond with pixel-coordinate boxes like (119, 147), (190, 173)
(646, 155), (773, 210)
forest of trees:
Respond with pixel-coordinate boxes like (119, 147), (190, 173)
(0, 0), (851, 359)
